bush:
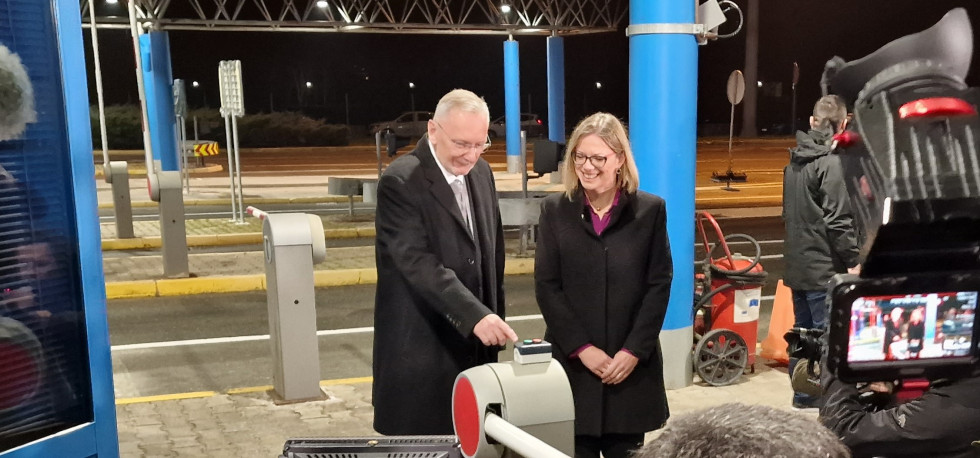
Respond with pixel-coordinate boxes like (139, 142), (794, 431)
(91, 106), (350, 148)
(234, 112), (350, 147)
(91, 105), (143, 149)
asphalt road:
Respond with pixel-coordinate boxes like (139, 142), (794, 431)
(108, 214), (786, 399)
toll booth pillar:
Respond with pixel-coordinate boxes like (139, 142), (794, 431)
(629, 0), (698, 389)
(504, 39), (522, 174)
(261, 212), (328, 403)
(546, 35), (565, 143)
(139, 31), (179, 171)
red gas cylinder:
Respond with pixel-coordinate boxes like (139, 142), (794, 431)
(709, 254), (764, 367)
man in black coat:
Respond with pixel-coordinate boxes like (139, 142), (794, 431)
(372, 89), (518, 435)
(783, 94), (861, 408)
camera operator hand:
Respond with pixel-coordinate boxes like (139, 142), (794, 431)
(820, 367), (980, 458)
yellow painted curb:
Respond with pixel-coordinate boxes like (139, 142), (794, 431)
(116, 391), (216, 405)
(226, 385), (273, 395)
(321, 376), (373, 386)
(210, 233), (263, 245)
(324, 228), (359, 239)
(105, 280), (158, 299)
(102, 238), (158, 250)
(104, 265), (533, 299)
(504, 258), (535, 275)
(102, 229), (374, 251)
(357, 269), (378, 284)
(156, 275), (265, 296)
(313, 269), (367, 287)
(118, 376), (376, 405)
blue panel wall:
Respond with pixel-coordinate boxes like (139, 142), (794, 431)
(0, 0), (117, 455)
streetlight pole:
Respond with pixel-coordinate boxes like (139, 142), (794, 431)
(790, 62), (799, 134)
(409, 82), (416, 113)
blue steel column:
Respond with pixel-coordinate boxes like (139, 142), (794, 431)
(503, 39), (521, 173)
(140, 31), (180, 171)
(546, 35), (565, 142)
(629, 0), (697, 389)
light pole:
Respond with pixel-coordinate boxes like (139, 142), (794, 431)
(584, 81), (601, 114)
(191, 80), (208, 108)
(408, 82), (416, 113)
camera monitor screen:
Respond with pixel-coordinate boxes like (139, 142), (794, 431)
(846, 291), (977, 364)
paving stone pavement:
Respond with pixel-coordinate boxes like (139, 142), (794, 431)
(114, 361), (803, 458)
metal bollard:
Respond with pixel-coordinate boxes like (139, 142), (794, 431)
(249, 206), (328, 403)
(107, 161), (135, 239)
(149, 170), (189, 277)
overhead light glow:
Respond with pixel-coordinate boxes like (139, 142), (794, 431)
(409, 82), (415, 89)
(192, 81), (200, 88)
(316, 0), (328, 8)
(306, 82), (313, 88)
(500, 4), (512, 14)
(106, 0), (119, 4)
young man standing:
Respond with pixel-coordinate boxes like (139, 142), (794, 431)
(782, 94), (861, 409)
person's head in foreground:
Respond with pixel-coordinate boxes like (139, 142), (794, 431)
(633, 402), (850, 458)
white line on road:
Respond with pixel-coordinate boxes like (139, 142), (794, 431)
(112, 318), (545, 352)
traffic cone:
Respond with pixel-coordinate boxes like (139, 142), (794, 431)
(760, 279), (794, 364)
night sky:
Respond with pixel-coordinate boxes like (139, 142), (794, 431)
(83, 1), (980, 133)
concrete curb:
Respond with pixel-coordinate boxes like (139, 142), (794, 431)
(97, 195), (363, 209)
(105, 262), (536, 299)
(102, 228), (376, 250)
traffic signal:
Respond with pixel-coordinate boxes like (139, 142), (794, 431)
(385, 131), (411, 157)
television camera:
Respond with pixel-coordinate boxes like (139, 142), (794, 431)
(789, 8), (980, 393)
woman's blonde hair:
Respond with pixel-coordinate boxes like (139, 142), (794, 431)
(561, 112), (639, 199)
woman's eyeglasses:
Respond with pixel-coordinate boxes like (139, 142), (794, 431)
(573, 152), (614, 168)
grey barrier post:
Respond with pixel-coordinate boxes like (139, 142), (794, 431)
(250, 207), (328, 403)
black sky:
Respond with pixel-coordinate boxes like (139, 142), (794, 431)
(83, 1), (980, 132)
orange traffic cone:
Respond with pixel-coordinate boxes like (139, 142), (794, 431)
(760, 279), (794, 364)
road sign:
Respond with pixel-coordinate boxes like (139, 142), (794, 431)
(218, 60), (244, 117)
(173, 78), (187, 117)
(726, 70), (745, 105)
(193, 141), (219, 157)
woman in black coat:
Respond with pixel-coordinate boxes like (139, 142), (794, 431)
(535, 113), (673, 458)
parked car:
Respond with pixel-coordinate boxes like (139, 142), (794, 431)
(488, 113), (544, 139)
(369, 111), (434, 138)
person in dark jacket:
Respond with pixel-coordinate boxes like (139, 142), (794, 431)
(535, 112), (672, 458)
(372, 89), (518, 435)
(821, 370), (980, 457)
(783, 94), (861, 408)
